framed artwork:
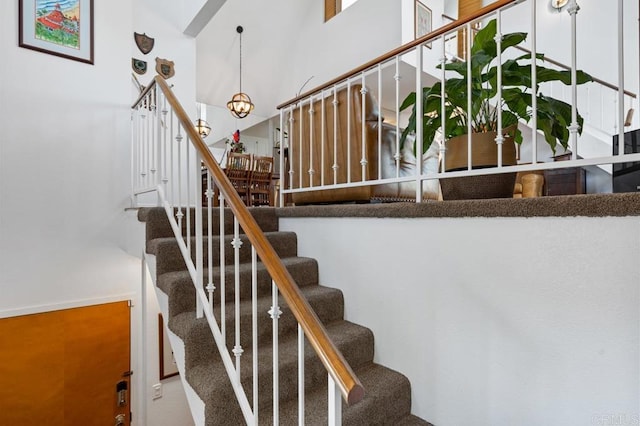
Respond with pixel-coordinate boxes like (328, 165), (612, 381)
(415, 0), (432, 46)
(19, 0), (94, 64)
(159, 314), (179, 380)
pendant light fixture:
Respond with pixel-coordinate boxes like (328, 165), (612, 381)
(227, 26), (254, 119)
(195, 118), (211, 138)
(195, 102), (211, 138)
(550, 0), (569, 10)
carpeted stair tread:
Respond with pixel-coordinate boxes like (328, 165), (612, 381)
(138, 206), (278, 243)
(149, 231), (298, 275)
(184, 320), (375, 424)
(170, 285), (345, 357)
(159, 256), (319, 320)
(394, 415), (435, 426)
(259, 362), (414, 426)
(156, 255), (319, 299)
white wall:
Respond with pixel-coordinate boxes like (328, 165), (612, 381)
(0, 0), (197, 424)
(280, 215), (640, 426)
(0, 0), (135, 315)
(499, 0), (640, 133)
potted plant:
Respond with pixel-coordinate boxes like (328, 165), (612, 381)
(400, 19), (592, 199)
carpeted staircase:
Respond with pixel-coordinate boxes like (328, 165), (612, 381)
(139, 206), (431, 425)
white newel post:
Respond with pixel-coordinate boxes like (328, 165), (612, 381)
(568, 0), (580, 159)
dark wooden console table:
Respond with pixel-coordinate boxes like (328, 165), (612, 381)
(543, 153), (586, 196)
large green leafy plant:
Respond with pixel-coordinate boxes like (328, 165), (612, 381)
(400, 19), (592, 155)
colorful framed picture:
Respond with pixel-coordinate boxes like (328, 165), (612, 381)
(19, 0), (94, 64)
(415, 0), (432, 46)
(159, 314), (179, 380)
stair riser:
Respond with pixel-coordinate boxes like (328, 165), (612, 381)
(177, 289), (345, 367)
(141, 207), (279, 243)
(153, 232), (298, 276)
(159, 259), (319, 318)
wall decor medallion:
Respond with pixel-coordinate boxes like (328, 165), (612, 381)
(132, 58), (147, 75)
(19, 0), (94, 64)
(134, 32), (154, 55)
(155, 57), (175, 79)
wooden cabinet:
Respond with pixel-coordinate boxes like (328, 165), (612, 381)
(544, 167), (585, 196)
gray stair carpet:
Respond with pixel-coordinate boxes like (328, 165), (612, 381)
(139, 207), (432, 426)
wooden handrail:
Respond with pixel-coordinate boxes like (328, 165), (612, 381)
(277, 0), (518, 109)
(143, 76), (364, 406)
(440, 13), (637, 99)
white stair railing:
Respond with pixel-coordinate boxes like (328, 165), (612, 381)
(441, 13), (638, 139)
(277, 0), (640, 205)
(132, 76), (364, 425)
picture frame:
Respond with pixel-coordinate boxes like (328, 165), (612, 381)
(415, 0), (432, 47)
(19, 0), (94, 65)
(159, 314), (179, 380)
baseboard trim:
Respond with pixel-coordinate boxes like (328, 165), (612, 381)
(0, 293), (136, 319)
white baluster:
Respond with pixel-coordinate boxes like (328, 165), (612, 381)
(299, 102), (303, 189)
(195, 152), (204, 320)
(531, 0), (539, 163)
(298, 324), (305, 426)
(219, 194), (226, 344)
(134, 108), (141, 192)
(206, 171), (215, 313)
(231, 217), (243, 377)
(568, 0), (580, 159)
(169, 112), (175, 205)
(617, 0), (625, 156)
(141, 99), (147, 182)
(466, 22), (473, 170)
(395, 57), (401, 178)
(186, 136), (191, 253)
(288, 107), (295, 190)
(377, 63), (382, 180)
(279, 110), (286, 207)
(440, 35), (447, 173)
(328, 374), (342, 426)
(416, 43), (424, 202)
(251, 246), (259, 425)
(332, 88), (339, 184)
(268, 282), (282, 424)
(161, 93), (169, 191)
(321, 92), (326, 187)
(347, 80), (352, 183)
(360, 74), (368, 180)
(151, 87), (157, 178)
(175, 126), (184, 231)
(309, 100), (315, 187)
(495, 11), (504, 168)
(613, 95), (619, 135)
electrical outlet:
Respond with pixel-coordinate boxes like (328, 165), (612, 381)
(152, 383), (162, 400)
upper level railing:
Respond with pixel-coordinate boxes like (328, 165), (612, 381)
(132, 76), (363, 424)
(440, 13), (638, 136)
(277, 0), (640, 204)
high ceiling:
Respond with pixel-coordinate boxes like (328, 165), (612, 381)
(195, 0), (313, 119)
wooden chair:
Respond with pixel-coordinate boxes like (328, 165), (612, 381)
(249, 156), (274, 206)
(225, 152), (252, 205)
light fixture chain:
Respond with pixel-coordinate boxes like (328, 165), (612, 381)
(239, 28), (243, 94)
